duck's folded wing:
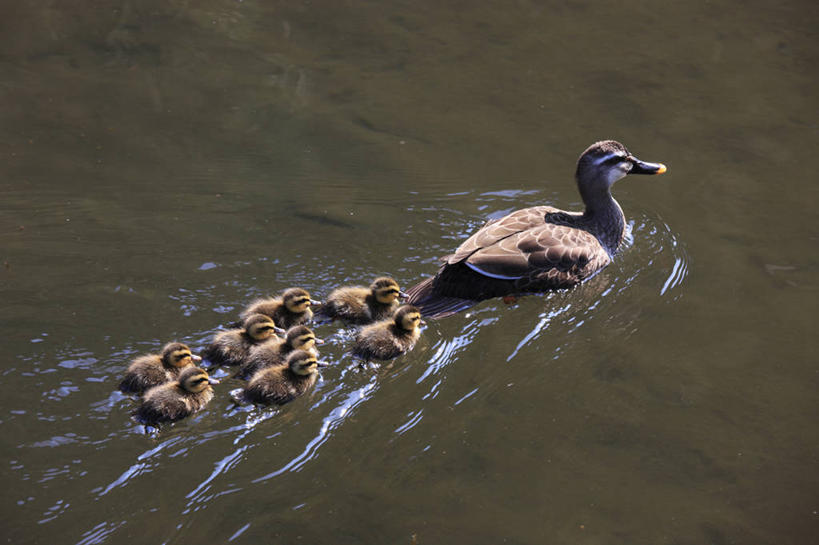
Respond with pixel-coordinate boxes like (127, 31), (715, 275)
(463, 223), (607, 282)
(445, 206), (560, 264)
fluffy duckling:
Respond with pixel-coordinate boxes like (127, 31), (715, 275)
(202, 314), (285, 368)
(314, 276), (409, 325)
(119, 342), (201, 395)
(241, 349), (328, 405)
(351, 305), (424, 361)
(133, 366), (219, 425)
(236, 325), (323, 380)
(240, 287), (321, 329)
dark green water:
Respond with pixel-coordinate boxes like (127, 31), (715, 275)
(1, 1), (817, 543)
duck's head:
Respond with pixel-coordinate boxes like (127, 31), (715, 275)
(282, 288), (321, 313)
(161, 342), (202, 369)
(285, 325), (323, 351)
(287, 349), (329, 376)
(178, 366), (219, 393)
(243, 313), (286, 341)
(394, 305), (424, 332)
(575, 140), (666, 194)
(370, 276), (409, 304)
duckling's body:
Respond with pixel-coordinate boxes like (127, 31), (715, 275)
(406, 140), (666, 318)
(351, 305), (423, 361)
(240, 288), (319, 329)
(315, 277), (408, 325)
(237, 325), (322, 380)
(133, 366), (218, 425)
(241, 349), (328, 405)
(119, 342), (201, 395)
(202, 314), (282, 368)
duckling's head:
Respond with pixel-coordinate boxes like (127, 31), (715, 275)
(575, 140), (666, 195)
(243, 313), (284, 341)
(178, 366), (219, 393)
(370, 276), (408, 304)
(161, 342), (201, 369)
(286, 349), (328, 376)
(394, 305), (424, 332)
(282, 288), (320, 313)
(285, 325), (322, 351)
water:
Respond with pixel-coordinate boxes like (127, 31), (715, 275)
(2, 1), (817, 543)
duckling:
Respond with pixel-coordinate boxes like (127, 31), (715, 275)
(314, 276), (409, 325)
(119, 342), (201, 395)
(240, 349), (328, 405)
(133, 366), (219, 425)
(351, 305), (424, 361)
(201, 314), (285, 368)
(236, 325), (323, 380)
(406, 140), (667, 318)
(239, 287), (321, 329)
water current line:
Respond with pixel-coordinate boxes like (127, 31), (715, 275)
(251, 380), (377, 483)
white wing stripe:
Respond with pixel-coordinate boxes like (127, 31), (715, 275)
(465, 262), (524, 280)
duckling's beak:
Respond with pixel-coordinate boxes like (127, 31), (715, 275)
(419, 320), (427, 326)
(316, 361), (330, 368)
(628, 156), (667, 175)
(310, 298), (322, 306)
(207, 376), (220, 385)
(191, 355), (202, 362)
(314, 337), (325, 345)
(398, 291), (410, 300)
(274, 326), (287, 336)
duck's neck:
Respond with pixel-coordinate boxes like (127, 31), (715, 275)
(580, 186), (626, 256)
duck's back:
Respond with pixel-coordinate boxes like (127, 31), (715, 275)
(119, 355), (173, 395)
(245, 367), (315, 405)
(237, 338), (287, 380)
(319, 286), (371, 322)
(202, 329), (251, 367)
(353, 323), (416, 361)
(409, 205), (610, 308)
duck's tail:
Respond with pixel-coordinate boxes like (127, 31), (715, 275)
(405, 276), (477, 319)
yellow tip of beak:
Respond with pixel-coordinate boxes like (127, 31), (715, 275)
(656, 163), (667, 174)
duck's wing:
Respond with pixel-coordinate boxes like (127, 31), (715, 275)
(444, 206), (563, 264)
(462, 222), (608, 283)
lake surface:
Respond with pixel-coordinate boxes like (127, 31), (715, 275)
(1, 1), (817, 543)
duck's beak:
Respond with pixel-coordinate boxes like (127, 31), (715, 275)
(628, 156), (667, 175)
(398, 291), (410, 300)
(207, 376), (220, 385)
(274, 326), (287, 336)
(316, 361), (330, 368)
(310, 298), (322, 306)
(314, 337), (325, 345)
(191, 355), (202, 362)
(419, 320), (427, 326)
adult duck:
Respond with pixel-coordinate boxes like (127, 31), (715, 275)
(406, 140), (666, 318)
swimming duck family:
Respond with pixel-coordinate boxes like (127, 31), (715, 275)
(406, 140), (666, 317)
(351, 305), (424, 361)
(119, 342), (201, 395)
(236, 325), (322, 380)
(118, 139), (666, 430)
(314, 276), (408, 325)
(202, 314), (285, 368)
(133, 366), (219, 425)
(240, 287), (321, 329)
(239, 349), (328, 405)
